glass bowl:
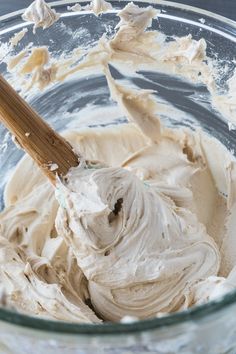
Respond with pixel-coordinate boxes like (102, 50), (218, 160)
(0, 1), (236, 353)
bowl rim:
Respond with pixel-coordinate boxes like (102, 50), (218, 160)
(0, 0), (236, 336)
(0, 0), (236, 28)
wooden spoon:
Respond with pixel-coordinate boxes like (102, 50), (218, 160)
(0, 74), (80, 184)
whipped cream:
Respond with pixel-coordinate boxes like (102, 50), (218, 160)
(1, 110), (236, 322)
(0, 2), (236, 323)
(22, 0), (60, 33)
(86, 0), (112, 15)
(67, 3), (82, 12)
(55, 143), (220, 321)
(67, 0), (112, 15)
(10, 28), (28, 47)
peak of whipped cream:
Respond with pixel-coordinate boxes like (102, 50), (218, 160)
(10, 28), (28, 47)
(86, 0), (112, 15)
(117, 2), (158, 32)
(111, 2), (158, 47)
(67, 0), (112, 15)
(22, 0), (60, 33)
(165, 34), (207, 64)
(67, 3), (82, 12)
(7, 46), (57, 91)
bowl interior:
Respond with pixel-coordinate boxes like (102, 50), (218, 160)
(0, 0), (236, 332)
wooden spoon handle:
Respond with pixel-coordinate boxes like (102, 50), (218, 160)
(0, 74), (79, 184)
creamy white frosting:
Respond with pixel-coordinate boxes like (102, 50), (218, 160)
(7, 2), (215, 93)
(8, 46), (57, 91)
(67, 3), (82, 12)
(67, 0), (112, 15)
(85, 0), (112, 15)
(55, 155), (220, 321)
(53, 67), (236, 321)
(1, 2), (236, 323)
(163, 35), (207, 64)
(22, 0), (60, 33)
(10, 28), (28, 47)
(1, 114), (236, 322)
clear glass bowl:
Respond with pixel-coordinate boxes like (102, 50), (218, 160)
(0, 1), (236, 353)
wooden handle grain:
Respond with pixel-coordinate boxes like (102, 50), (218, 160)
(0, 74), (79, 184)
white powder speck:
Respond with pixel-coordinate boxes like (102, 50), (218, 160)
(120, 315), (138, 323)
(228, 122), (236, 131)
(11, 135), (22, 149)
(50, 163), (59, 171)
